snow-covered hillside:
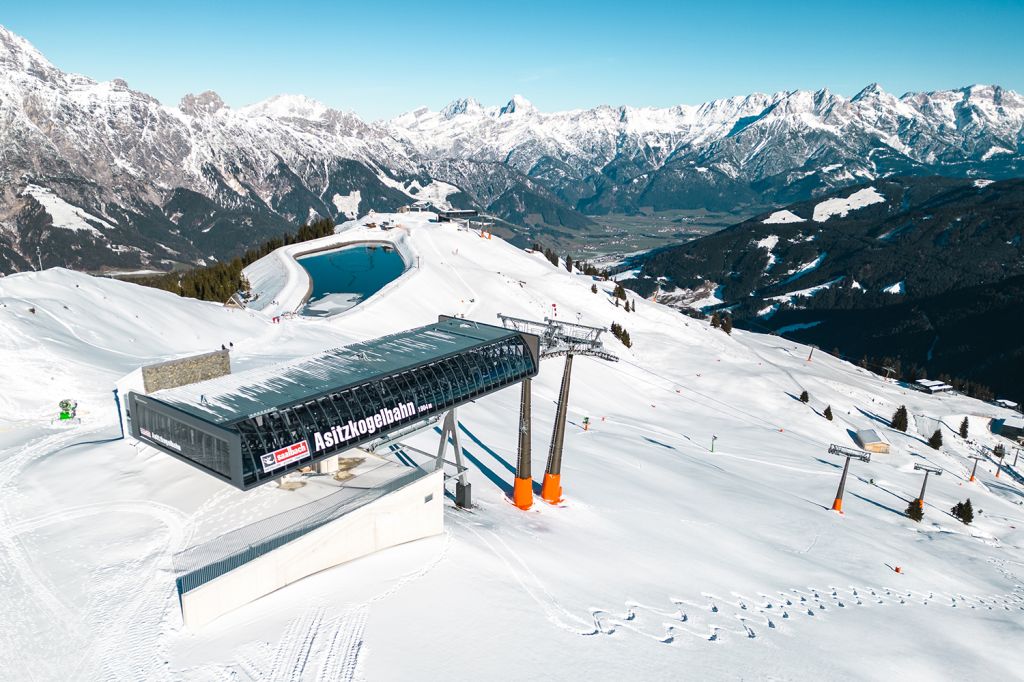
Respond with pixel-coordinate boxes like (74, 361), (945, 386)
(1, 213), (1022, 679)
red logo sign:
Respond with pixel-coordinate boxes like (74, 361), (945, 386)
(260, 440), (311, 473)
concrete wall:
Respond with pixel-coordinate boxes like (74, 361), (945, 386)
(141, 350), (231, 393)
(180, 470), (444, 628)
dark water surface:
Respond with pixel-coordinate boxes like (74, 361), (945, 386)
(297, 244), (406, 316)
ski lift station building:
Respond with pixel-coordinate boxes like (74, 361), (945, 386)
(855, 428), (891, 454)
(997, 416), (1024, 441)
(129, 316), (539, 490)
(126, 317), (540, 627)
(916, 379), (954, 394)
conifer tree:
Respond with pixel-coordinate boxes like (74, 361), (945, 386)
(891, 405), (909, 432)
(959, 417), (969, 439)
(620, 329), (632, 348)
(800, 390), (809, 403)
(710, 312), (721, 328)
(591, 283), (598, 294)
(905, 500), (924, 522)
(951, 498), (974, 525)
(721, 315), (733, 334)
(824, 405), (833, 421)
(613, 283), (627, 300)
(565, 255), (573, 272)
(928, 428), (943, 450)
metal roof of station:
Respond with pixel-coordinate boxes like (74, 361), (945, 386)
(150, 318), (525, 425)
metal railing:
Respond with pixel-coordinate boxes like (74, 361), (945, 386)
(173, 466), (428, 597)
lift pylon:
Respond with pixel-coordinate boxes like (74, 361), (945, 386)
(499, 314), (618, 506)
(827, 444), (871, 514)
(912, 463), (942, 509)
(968, 455), (983, 482)
(541, 354), (573, 503)
(513, 379), (533, 509)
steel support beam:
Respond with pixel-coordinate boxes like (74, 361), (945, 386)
(542, 354), (573, 504)
(918, 472), (930, 508)
(832, 456), (851, 513)
(513, 378), (533, 509)
(436, 408), (471, 508)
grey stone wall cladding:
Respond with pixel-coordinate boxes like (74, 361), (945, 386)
(142, 350), (231, 393)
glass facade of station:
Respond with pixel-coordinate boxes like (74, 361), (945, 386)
(128, 319), (539, 490)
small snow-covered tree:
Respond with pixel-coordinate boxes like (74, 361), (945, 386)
(824, 405), (833, 421)
(959, 417), (969, 439)
(905, 500), (923, 522)
(928, 429), (943, 450)
(800, 390), (809, 403)
(891, 405), (909, 432)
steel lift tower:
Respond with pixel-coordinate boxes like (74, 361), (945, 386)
(498, 314), (618, 508)
(968, 455), (983, 482)
(827, 444), (872, 514)
(912, 463), (943, 509)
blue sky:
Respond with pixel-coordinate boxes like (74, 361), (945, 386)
(4, 1), (1022, 120)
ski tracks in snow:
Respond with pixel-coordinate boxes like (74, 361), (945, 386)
(189, 531), (452, 681)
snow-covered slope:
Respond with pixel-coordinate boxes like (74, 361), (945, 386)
(1, 213), (1022, 679)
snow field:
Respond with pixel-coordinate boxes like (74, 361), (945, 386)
(0, 213), (1022, 679)
(812, 186), (886, 222)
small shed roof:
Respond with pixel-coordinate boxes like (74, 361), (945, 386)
(856, 428), (889, 444)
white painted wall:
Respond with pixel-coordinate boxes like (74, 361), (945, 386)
(181, 470), (444, 628)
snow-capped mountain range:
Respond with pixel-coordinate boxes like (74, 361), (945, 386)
(1, 24), (1023, 272)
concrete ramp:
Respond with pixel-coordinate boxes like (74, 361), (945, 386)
(174, 462), (442, 628)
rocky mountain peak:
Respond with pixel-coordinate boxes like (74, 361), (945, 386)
(0, 23), (56, 76)
(241, 94), (330, 120)
(852, 82), (886, 101)
(179, 91), (227, 117)
(499, 94), (536, 116)
(440, 97), (483, 119)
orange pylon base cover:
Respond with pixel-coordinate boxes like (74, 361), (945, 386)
(513, 477), (533, 510)
(541, 473), (562, 504)
(831, 498), (843, 513)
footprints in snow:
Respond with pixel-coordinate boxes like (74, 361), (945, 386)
(588, 582), (1024, 646)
